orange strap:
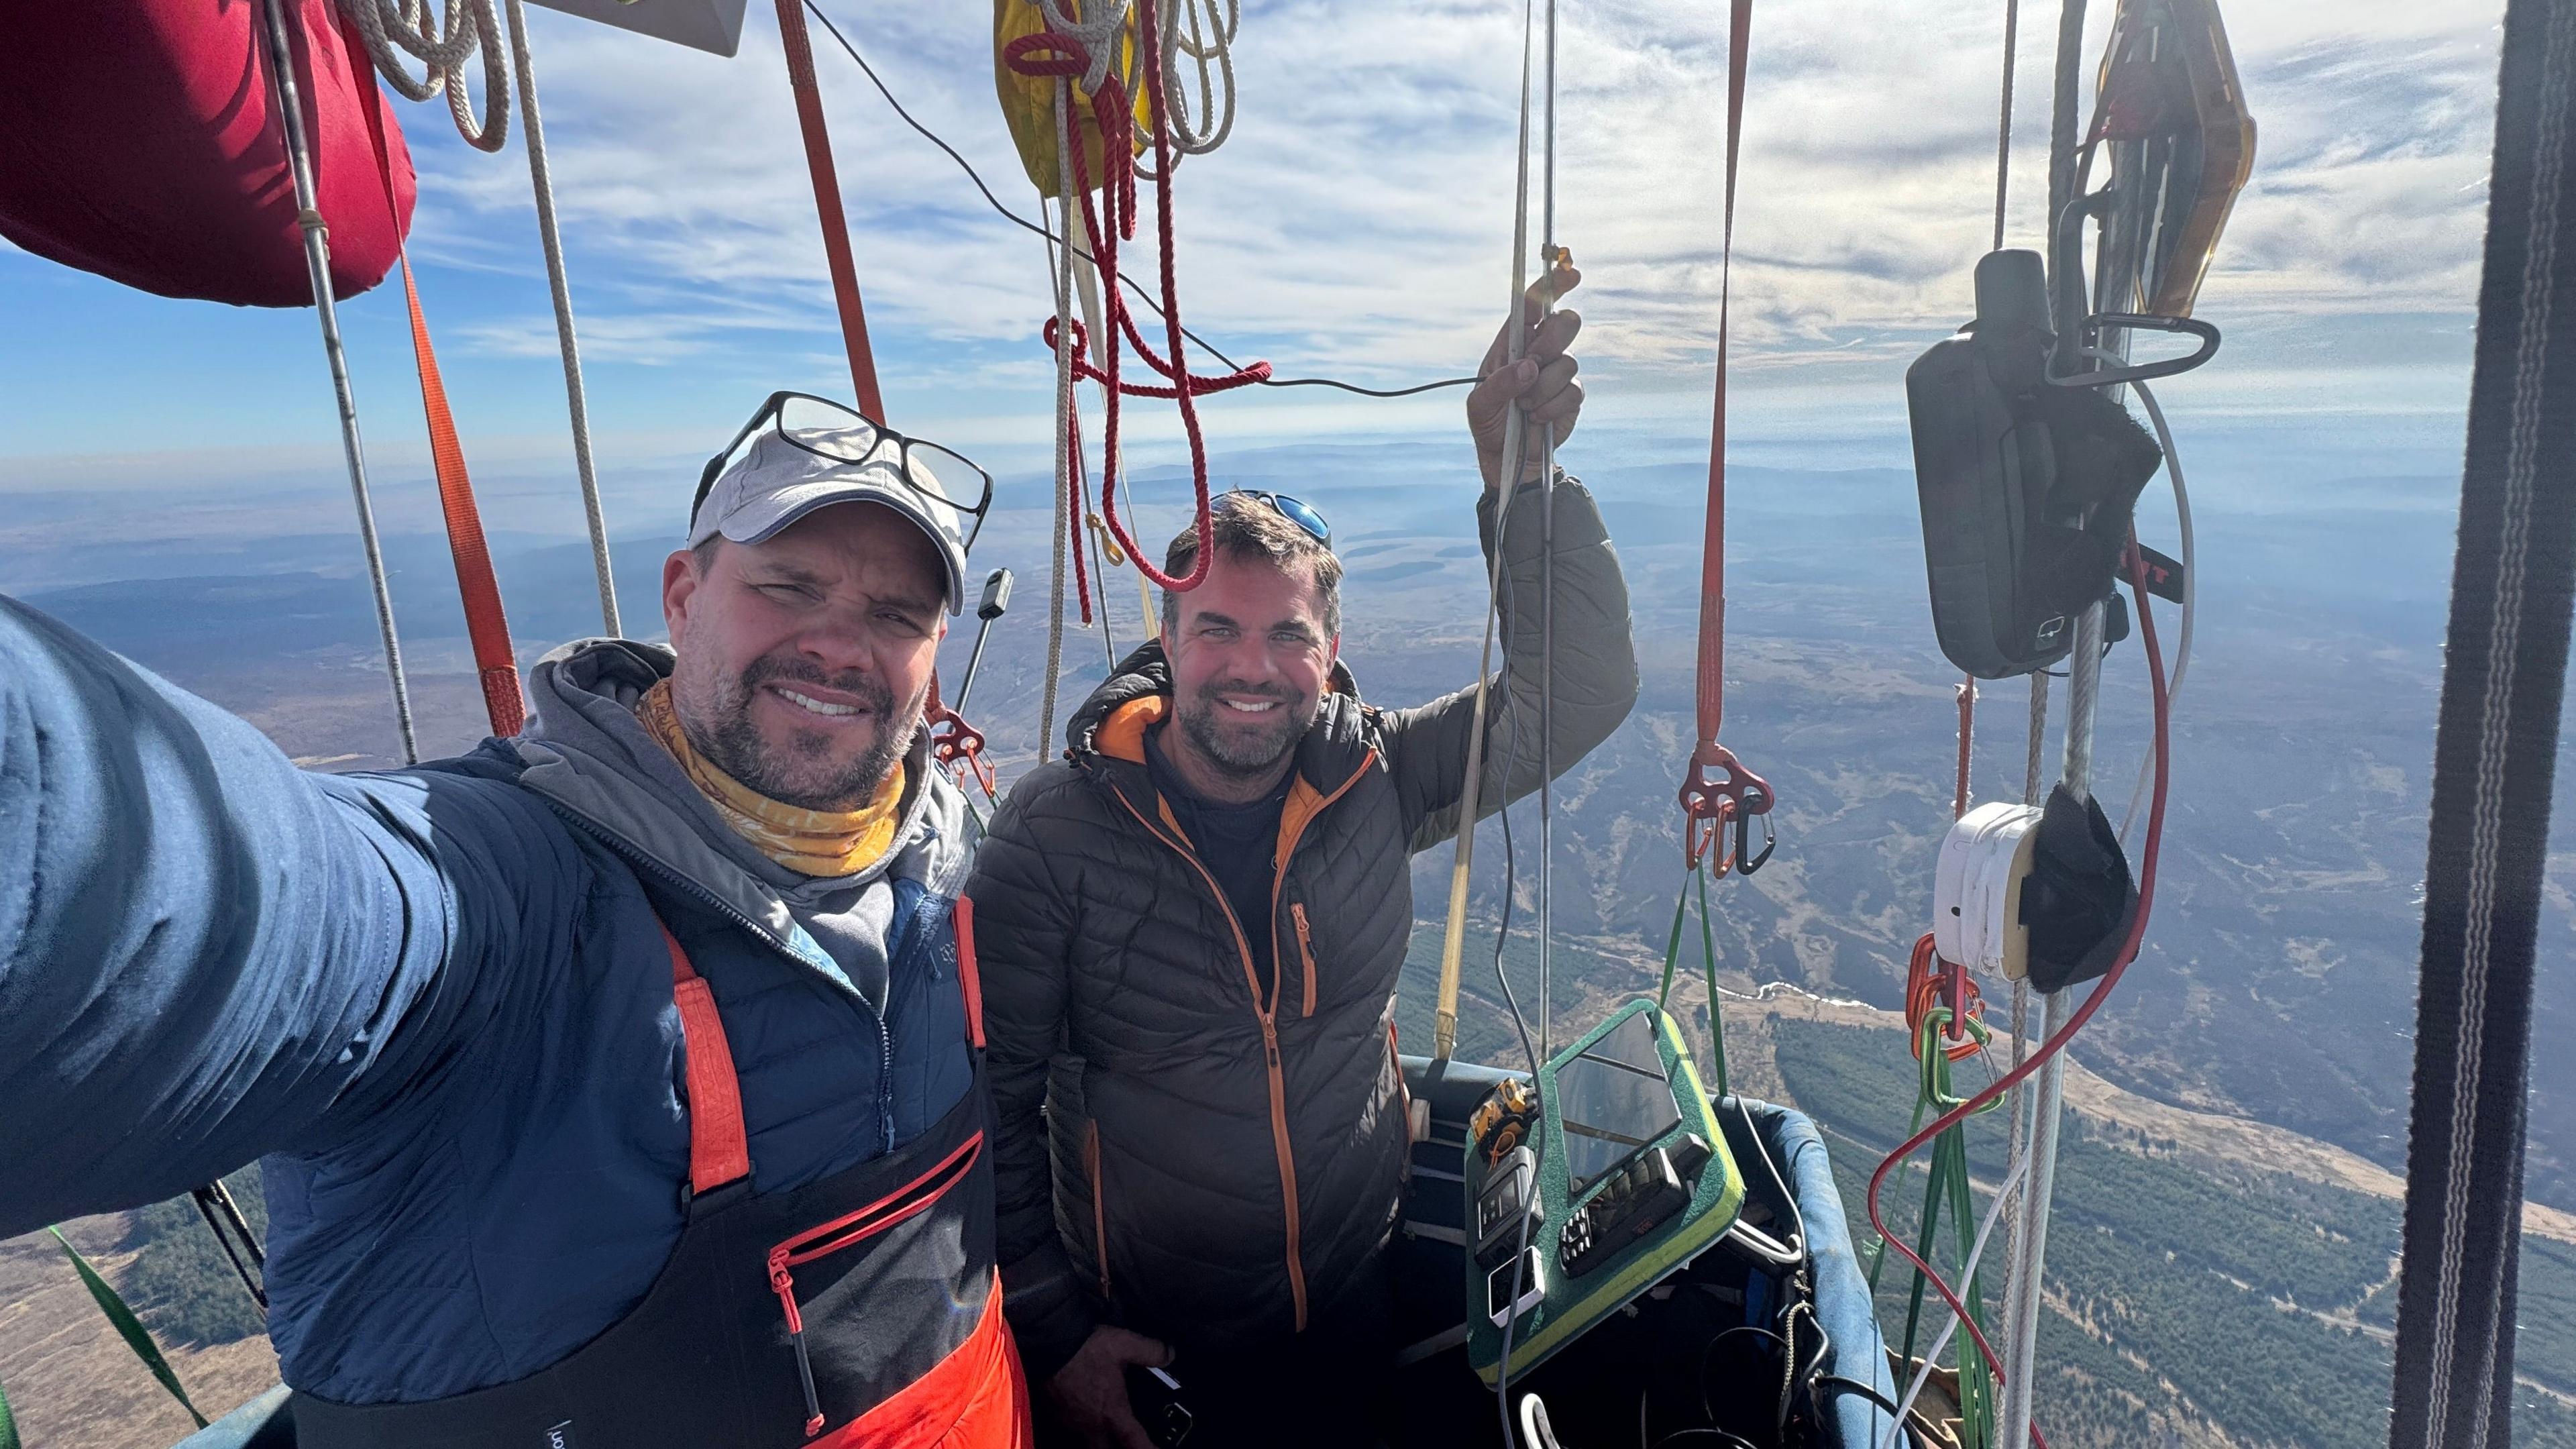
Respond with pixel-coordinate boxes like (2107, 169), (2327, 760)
(663, 924), (754, 1194)
(396, 254), (525, 737)
(773, 0), (887, 421)
(1691, 0), (1752, 753)
(953, 896), (986, 1051)
(343, 19), (525, 737)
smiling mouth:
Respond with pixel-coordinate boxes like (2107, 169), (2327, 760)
(1222, 698), (1282, 714)
(771, 685), (869, 719)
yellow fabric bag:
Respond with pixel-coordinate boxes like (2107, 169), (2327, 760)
(991, 0), (1150, 195)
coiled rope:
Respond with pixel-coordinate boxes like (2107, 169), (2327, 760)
(335, 0), (511, 152)
(1158, 0), (1238, 157)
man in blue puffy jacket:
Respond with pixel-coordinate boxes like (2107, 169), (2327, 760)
(0, 393), (1032, 1448)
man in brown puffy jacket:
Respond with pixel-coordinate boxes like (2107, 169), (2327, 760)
(966, 264), (1637, 1448)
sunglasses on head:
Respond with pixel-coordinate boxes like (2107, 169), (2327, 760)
(1228, 489), (1332, 547)
(694, 391), (995, 549)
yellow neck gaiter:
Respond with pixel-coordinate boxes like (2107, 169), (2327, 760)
(637, 678), (906, 878)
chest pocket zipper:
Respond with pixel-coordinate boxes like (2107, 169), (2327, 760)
(1289, 902), (1319, 1019)
(766, 1132), (983, 1437)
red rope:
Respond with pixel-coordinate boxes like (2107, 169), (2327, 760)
(1865, 543), (2172, 1442)
(1004, 2), (1267, 594)
(1674, 0), (1772, 869)
(773, 0), (886, 421)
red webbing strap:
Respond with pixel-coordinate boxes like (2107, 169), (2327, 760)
(663, 923), (753, 1195)
(398, 257), (525, 736)
(344, 23), (525, 737)
(1675, 0), (1772, 869)
(1693, 0), (1750, 753)
(773, 0), (887, 422)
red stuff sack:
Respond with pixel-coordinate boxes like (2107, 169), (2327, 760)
(0, 0), (415, 307)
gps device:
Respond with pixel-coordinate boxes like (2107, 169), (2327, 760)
(1555, 1013), (1685, 1197)
(1487, 1247), (1545, 1327)
(1474, 1144), (1543, 1269)
(1464, 1001), (1748, 1385)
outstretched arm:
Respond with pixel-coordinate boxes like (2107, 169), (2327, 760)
(1385, 266), (1643, 850)
(0, 596), (587, 1235)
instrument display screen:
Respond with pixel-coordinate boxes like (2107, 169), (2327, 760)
(1554, 1012), (1682, 1199)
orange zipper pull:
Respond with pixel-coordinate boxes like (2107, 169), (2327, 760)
(769, 1250), (825, 1436)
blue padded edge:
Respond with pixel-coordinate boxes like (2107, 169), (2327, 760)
(172, 1385), (292, 1448)
(1732, 1099), (1902, 1449)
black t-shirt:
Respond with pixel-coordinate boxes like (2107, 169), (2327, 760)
(1144, 723), (1291, 1003)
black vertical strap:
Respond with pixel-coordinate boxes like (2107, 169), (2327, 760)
(2388, 3), (2576, 1446)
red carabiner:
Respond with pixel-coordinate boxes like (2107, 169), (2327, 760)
(1677, 741), (1776, 874)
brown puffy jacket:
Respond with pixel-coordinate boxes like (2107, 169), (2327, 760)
(966, 478), (1638, 1377)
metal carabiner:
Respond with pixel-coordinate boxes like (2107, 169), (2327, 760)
(1734, 795), (1778, 875)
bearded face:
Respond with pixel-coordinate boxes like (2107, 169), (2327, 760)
(662, 502), (947, 810)
(1174, 666), (1315, 782)
(1159, 549), (1338, 799)
(682, 649), (915, 808)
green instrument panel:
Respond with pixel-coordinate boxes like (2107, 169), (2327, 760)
(1464, 999), (1746, 1383)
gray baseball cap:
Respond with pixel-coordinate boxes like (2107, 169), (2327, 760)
(687, 425), (971, 614)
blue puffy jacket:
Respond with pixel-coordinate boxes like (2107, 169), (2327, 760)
(0, 596), (977, 1405)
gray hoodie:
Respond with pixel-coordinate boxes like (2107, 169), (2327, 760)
(508, 637), (971, 1008)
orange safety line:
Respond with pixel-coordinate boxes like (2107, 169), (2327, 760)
(773, 0), (886, 423)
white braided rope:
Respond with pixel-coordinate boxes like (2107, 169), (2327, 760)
(1036, 0), (1131, 97)
(1159, 0), (1238, 156)
(337, 0), (511, 152)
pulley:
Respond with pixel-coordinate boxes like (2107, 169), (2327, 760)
(1933, 802), (2041, 981)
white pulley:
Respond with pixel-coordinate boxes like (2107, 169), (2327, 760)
(1933, 801), (2043, 981)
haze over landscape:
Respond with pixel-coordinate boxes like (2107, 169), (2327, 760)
(3, 0), (2570, 1444)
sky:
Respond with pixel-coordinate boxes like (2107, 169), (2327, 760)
(0, 0), (2509, 552)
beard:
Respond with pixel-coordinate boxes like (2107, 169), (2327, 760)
(684, 653), (918, 810)
(1175, 676), (1315, 782)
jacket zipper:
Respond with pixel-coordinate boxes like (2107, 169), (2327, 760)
(765, 1132), (983, 1437)
(543, 802), (899, 1171)
(1106, 749), (1375, 1334)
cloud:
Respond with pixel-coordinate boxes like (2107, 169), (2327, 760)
(356, 0), (2503, 447)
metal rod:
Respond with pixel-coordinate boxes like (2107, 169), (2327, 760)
(1432, 1), (1539, 1064)
(189, 1183), (266, 1310)
(258, 0), (418, 765)
(2000, 598), (2104, 1447)
(1536, 0), (1559, 1063)
(502, 0), (619, 638)
(956, 569), (1012, 716)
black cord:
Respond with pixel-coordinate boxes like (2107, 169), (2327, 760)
(1814, 1375), (1907, 1419)
(800, 1), (1478, 400)
(1487, 484), (1545, 1449)
(1649, 1429), (1762, 1449)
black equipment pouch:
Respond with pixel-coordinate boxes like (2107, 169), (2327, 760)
(1906, 250), (2165, 678)
(2020, 784), (2138, 993)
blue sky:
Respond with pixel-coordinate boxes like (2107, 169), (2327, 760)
(0, 0), (2506, 559)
